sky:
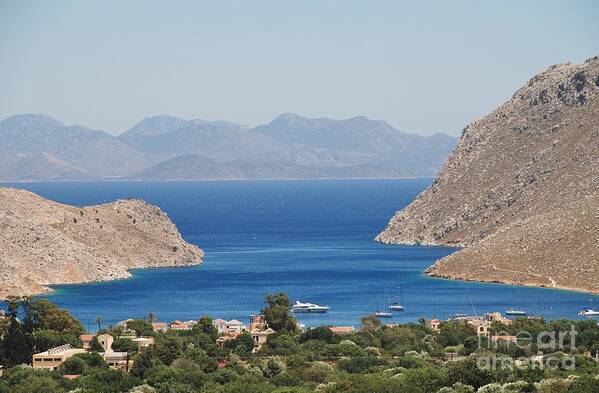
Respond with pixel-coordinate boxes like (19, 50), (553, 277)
(1, 1), (598, 136)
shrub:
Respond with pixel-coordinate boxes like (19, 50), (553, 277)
(338, 356), (383, 373)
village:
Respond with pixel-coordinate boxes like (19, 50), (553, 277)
(26, 309), (563, 374)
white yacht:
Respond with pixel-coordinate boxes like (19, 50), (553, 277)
(291, 301), (330, 313)
(578, 308), (599, 317)
(505, 309), (527, 316)
(374, 311), (393, 318)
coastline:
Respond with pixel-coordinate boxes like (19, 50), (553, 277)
(0, 261), (204, 301)
(424, 269), (599, 296)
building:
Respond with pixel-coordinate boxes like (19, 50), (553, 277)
(226, 319), (244, 333)
(103, 351), (129, 370)
(152, 322), (168, 332)
(96, 333), (129, 370)
(250, 328), (276, 352)
(428, 319), (441, 332)
(169, 320), (192, 331)
(490, 334), (518, 345)
(247, 315), (275, 352)
(116, 319), (134, 328)
(329, 326), (355, 335)
(33, 344), (85, 370)
(467, 312), (511, 338)
(79, 334), (95, 350)
(131, 337), (154, 350)
(216, 332), (241, 348)
(212, 318), (244, 334)
(212, 319), (228, 333)
(97, 334), (114, 351)
(249, 315), (267, 331)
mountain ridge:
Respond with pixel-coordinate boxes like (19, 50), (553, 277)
(0, 113), (457, 181)
(376, 56), (599, 293)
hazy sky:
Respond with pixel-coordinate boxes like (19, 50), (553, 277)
(1, 1), (598, 136)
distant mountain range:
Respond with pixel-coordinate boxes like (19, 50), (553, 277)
(0, 113), (457, 181)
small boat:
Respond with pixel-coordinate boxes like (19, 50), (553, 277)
(291, 301), (330, 313)
(578, 308), (599, 317)
(505, 309), (528, 316)
(374, 297), (393, 318)
(388, 284), (405, 311)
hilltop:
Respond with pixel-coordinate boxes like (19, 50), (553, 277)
(376, 56), (599, 293)
(0, 188), (203, 298)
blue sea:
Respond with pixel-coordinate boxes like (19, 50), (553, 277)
(3, 179), (598, 331)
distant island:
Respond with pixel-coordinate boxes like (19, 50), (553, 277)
(0, 113), (456, 181)
(377, 56), (599, 294)
(0, 187), (203, 298)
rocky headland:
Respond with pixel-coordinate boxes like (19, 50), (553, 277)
(0, 188), (203, 298)
(376, 56), (599, 294)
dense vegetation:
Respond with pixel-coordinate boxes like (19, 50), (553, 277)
(0, 294), (598, 393)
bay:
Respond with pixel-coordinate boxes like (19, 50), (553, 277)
(4, 179), (598, 331)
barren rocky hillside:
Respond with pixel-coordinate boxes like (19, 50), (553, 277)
(376, 56), (599, 293)
(0, 188), (203, 298)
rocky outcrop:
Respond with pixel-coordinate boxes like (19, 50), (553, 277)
(376, 56), (599, 293)
(0, 188), (203, 298)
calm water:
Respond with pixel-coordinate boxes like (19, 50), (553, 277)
(4, 180), (598, 331)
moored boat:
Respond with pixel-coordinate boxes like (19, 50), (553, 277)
(505, 309), (527, 316)
(291, 301), (330, 313)
(578, 308), (599, 317)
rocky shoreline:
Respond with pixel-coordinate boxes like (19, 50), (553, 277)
(377, 56), (599, 294)
(0, 187), (203, 299)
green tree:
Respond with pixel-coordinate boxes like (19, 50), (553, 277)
(75, 352), (109, 369)
(261, 292), (297, 333)
(33, 329), (80, 352)
(90, 336), (104, 352)
(194, 316), (217, 337)
(154, 334), (183, 366)
(360, 315), (382, 334)
(131, 347), (161, 379)
(226, 332), (255, 355)
(127, 320), (154, 337)
(58, 355), (87, 375)
(113, 337), (139, 353)
(23, 299), (83, 335)
(299, 327), (337, 343)
(13, 376), (63, 393)
(2, 298), (33, 366)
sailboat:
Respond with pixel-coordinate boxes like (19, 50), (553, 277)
(374, 297), (392, 318)
(388, 286), (404, 311)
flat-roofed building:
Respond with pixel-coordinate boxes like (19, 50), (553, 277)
(226, 319), (244, 333)
(329, 326), (355, 335)
(169, 320), (192, 331)
(33, 344), (85, 370)
(212, 319), (228, 333)
(152, 322), (168, 332)
(131, 336), (154, 350)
